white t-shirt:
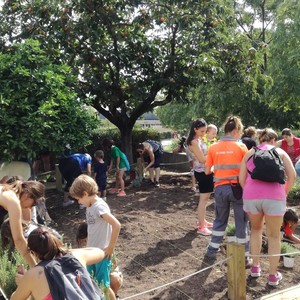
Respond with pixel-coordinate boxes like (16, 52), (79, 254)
(86, 197), (112, 249)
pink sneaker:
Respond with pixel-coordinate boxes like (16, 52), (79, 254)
(205, 220), (213, 228)
(250, 265), (261, 278)
(116, 191), (126, 197)
(197, 226), (212, 236)
(108, 188), (120, 194)
(268, 272), (282, 286)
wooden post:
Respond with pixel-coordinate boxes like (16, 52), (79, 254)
(55, 164), (62, 191)
(136, 158), (143, 179)
(227, 243), (246, 300)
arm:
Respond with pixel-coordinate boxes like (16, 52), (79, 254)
(108, 160), (113, 173)
(189, 140), (205, 164)
(5, 192), (36, 267)
(280, 150), (296, 193)
(285, 233), (300, 244)
(205, 166), (212, 175)
(71, 247), (105, 267)
(239, 150), (253, 188)
(276, 140), (283, 148)
(10, 269), (34, 300)
(102, 213), (121, 258)
(144, 149), (155, 171)
(86, 163), (92, 177)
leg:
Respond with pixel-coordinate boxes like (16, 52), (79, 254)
(265, 215), (283, 275)
(206, 185), (231, 257)
(247, 213), (264, 267)
(154, 167), (160, 183)
(197, 192), (211, 228)
(148, 167), (155, 182)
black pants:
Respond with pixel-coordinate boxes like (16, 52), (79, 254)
(58, 157), (82, 192)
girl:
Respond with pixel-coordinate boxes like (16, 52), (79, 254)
(187, 119), (214, 236)
(0, 180), (45, 267)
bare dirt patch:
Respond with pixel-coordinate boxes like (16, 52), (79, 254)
(45, 172), (300, 300)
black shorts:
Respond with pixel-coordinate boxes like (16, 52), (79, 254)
(194, 171), (214, 193)
(144, 150), (162, 168)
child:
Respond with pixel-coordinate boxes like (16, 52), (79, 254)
(282, 208), (300, 244)
(94, 150), (108, 200)
(76, 221), (123, 299)
(70, 175), (121, 300)
(203, 124), (218, 148)
(102, 138), (127, 197)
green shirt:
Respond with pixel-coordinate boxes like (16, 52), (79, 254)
(111, 146), (126, 169)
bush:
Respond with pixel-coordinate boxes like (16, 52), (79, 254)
(225, 224), (236, 236)
(281, 242), (298, 258)
(0, 247), (27, 298)
(287, 181), (300, 205)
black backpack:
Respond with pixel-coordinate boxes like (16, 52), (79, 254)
(247, 147), (285, 184)
(38, 253), (104, 300)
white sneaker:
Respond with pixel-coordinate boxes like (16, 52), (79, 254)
(79, 204), (85, 210)
(63, 199), (74, 207)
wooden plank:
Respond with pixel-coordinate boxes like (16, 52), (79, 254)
(260, 284), (300, 299)
(227, 242), (246, 300)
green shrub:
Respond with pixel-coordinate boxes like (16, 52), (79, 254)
(225, 224), (236, 236)
(287, 181), (300, 205)
(0, 247), (27, 298)
(281, 242), (298, 257)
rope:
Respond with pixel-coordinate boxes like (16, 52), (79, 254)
(121, 256), (231, 300)
(248, 250), (300, 258)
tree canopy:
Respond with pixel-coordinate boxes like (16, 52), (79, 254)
(0, 39), (97, 161)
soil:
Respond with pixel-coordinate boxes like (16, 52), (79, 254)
(45, 172), (300, 300)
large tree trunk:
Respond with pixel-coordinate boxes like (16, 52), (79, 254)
(119, 126), (133, 163)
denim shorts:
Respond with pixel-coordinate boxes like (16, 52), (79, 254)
(243, 199), (286, 216)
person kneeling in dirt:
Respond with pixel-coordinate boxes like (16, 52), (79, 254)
(76, 221), (123, 299)
(281, 208), (300, 244)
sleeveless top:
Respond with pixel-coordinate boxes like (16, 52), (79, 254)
(189, 139), (207, 173)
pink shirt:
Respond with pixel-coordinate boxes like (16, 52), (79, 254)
(243, 144), (286, 201)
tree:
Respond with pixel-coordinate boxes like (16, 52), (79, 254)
(0, 39), (97, 161)
(267, 0), (300, 128)
(0, 0), (248, 161)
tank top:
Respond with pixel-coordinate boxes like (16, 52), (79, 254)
(189, 139), (207, 173)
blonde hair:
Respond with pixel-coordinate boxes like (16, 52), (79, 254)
(258, 128), (278, 143)
(69, 174), (98, 198)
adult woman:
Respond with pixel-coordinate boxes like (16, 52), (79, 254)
(241, 126), (257, 150)
(187, 119), (214, 236)
(0, 180), (45, 267)
(277, 128), (300, 176)
(136, 140), (163, 187)
(240, 128), (296, 286)
(205, 116), (249, 258)
(11, 226), (105, 300)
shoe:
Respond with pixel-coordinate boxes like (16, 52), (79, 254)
(116, 191), (126, 197)
(79, 204), (85, 209)
(197, 226), (212, 236)
(268, 272), (282, 286)
(246, 257), (253, 269)
(250, 265), (261, 277)
(191, 187), (197, 192)
(62, 199), (74, 207)
(147, 181), (155, 186)
(108, 188), (120, 194)
(155, 181), (160, 187)
(205, 220), (213, 228)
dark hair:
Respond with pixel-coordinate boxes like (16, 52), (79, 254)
(102, 138), (114, 150)
(186, 118), (207, 145)
(3, 180), (45, 205)
(76, 222), (88, 246)
(284, 209), (299, 225)
(223, 116), (243, 134)
(28, 226), (67, 260)
(281, 128), (292, 137)
(136, 143), (145, 150)
(179, 136), (187, 148)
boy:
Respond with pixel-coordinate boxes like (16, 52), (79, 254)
(94, 150), (108, 200)
(70, 175), (121, 300)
